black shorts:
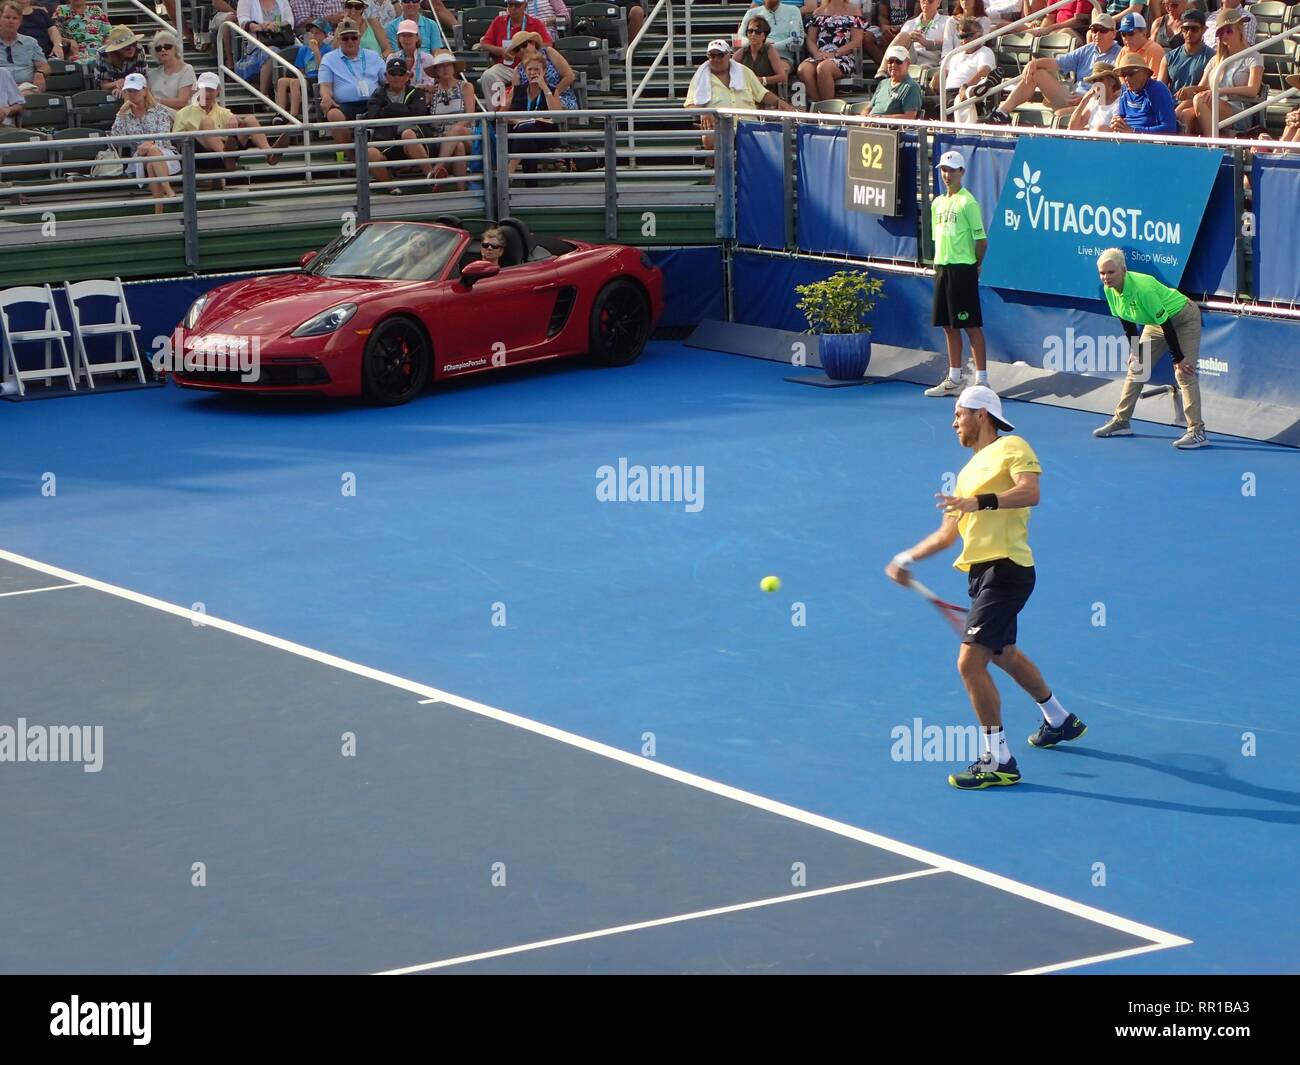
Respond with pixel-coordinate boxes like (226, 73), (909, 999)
(333, 100), (368, 120)
(964, 558), (1035, 654)
(932, 262), (982, 329)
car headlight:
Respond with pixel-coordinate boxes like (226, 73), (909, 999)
(184, 295), (208, 329)
(292, 303), (358, 338)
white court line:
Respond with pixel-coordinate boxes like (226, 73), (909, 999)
(0, 547), (1193, 970)
(0, 583), (79, 599)
(1014, 941), (1178, 976)
(377, 868), (946, 975)
(417, 698), (439, 705)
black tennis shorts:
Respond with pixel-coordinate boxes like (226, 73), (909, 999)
(933, 263), (982, 329)
(964, 558), (1035, 654)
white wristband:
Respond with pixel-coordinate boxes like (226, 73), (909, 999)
(891, 552), (915, 569)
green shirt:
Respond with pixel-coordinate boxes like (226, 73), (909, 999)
(870, 76), (923, 117)
(931, 187), (986, 266)
(1104, 269), (1188, 326)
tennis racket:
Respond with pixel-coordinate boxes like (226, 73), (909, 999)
(906, 577), (968, 637)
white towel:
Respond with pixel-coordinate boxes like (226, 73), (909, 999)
(688, 59), (747, 106)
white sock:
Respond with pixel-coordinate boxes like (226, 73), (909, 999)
(948, 366), (962, 383)
(983, 727), (1010, 766)
(975, 370), (989, 386)
(1037, 692), (1069, 728)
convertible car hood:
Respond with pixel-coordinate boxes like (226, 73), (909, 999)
(194, 274), (405, 336)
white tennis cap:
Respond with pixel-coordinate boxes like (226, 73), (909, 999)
(706, 38), (731, 55)
(122, 72), (147, 92)
(197, 71), (220, 91)
(937, 149), (966, 170)
(957, 385), (1013, 432)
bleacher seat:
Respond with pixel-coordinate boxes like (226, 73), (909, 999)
(1253, 1), (1289, 36)
(18, 94), (71, 131)
(999, 32), (1034, 73)
(462, 6), (500, 48)
(569, 4), (628, 51)
(811, 98), (848, 114)
(44, 58), (84, 95)
(71, 90), (120, 131)
(0, 128), (51, 184)
(1034, 30), (1078, 60)
(555, 35), (610, 93)
(1012, 105), (1052, 127)
(49, 128), (102, 181)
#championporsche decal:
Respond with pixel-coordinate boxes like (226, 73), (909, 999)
(443, 357), (490, 373)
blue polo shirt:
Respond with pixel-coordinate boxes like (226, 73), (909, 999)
(386, 14), (445, 53)
(1056, 41), (1122, 86)
(1117, 77), (1177, 133)
(318, 47), (387, 103)
(0, 33), (44, 84)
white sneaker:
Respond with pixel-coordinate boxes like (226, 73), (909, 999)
(1173, 428), (1208, 449)
(923, 375), (965, 398)
(1093, 418), (1133, 438)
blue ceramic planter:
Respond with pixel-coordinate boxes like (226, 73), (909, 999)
(819, 333), (872, 381)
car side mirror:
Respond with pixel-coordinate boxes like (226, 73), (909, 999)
(299, 250), (318, 269)
(459, 259), (500, 287)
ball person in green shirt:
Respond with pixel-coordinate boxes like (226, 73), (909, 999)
(886, 386), (1087, 789)
(1093, 247), (1207, 449)
(924, 150), (990, 399)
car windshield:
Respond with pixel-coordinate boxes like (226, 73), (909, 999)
(308, 222), (461, 282)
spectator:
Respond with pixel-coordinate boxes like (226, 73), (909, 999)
(365, 54), (439, 192)
(685, 38), (794, 156)
(870, 0), (917, 51)
(1158, 8), (1210, 97)
(0, 1), (47, 92)
(476, 0), (551, 111)
(208, 0), (238, 52)
(276, 18), (331, 115)
(1102, 0), (1146, 22)
(1205, 0), (1256, 49)
(387, 18), (434, 89)
(1116, 13), (1163, 72)
(734, 15), (788, 92)
(988, 13), (1120, 124)
(870, 42), (923, 118)
(318, 18), (386, 149)
(148, 29), (196, 113)
(1178, 9), (1262, 137)
(425, 49), (473, 191)
(1150, 0), (1186, 51)
(19, 0), (63, 60)
(236, 0), (295, 98)
(1279, 75), (1300, 144)
(895, 0), (956, 68)
(506, 52), (575, 177)
(97, 25), (147, 94)
(386, 0), (444, 52)
(1092, 246), (1206, 449)
(110, 71), (177, 214)
(477, 225), (507, 266)
(1028, 0), (1090, 42)
(354, 0), (395, 56)
(0, 65), (23, 124)
(506, 31), (576, 108)
(1111, 52), (1176, 133)
(392, 227), (440, 279)
(174, 70), (288, 169)
(52, 0), (108, 65)
(798, 0), (864, 103)
(739, 0), (804, 74)
(613, 2), (645, 44)
(985, 0), (1023, 30)
(938, 17), (996, 122)
(522, 0), (567, 39)
(1067, 60), (1121, 129)
(951, 0), (990, 39)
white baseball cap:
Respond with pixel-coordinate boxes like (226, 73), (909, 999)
(122, 72), (147, 92)
(937, 149), (966, 170)
(197, 71), (220, 92)
(706, 38), (731, 55)
(957, 385), (1014, 432)
(883, 44), (910, 64)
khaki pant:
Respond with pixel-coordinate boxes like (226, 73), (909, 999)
(480, 64), (518, 111)
(1113, 299), (1204, 433)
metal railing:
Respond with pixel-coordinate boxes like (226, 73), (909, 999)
(215, 19), (311, 129)
(1211, 23), (1300, 134)
(938, 0), (1103, 123)
(124, 0), (184, 45)
(626, 0), (675, 110)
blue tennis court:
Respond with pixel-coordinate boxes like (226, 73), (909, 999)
(2, 339), (1295, 974)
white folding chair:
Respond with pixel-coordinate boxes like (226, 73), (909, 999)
(0, 284), (76, 397)
(62, 277), (146, 388)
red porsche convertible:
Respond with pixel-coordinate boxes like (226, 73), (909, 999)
(170, 217), (664, 405)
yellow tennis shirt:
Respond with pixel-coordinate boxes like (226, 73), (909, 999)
(952, 435), (1042, 571)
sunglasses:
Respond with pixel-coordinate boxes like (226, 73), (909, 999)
(481, 241), (505, 250)
(746, 28), (765, 34)
(157, 43), (175, 50)
(885, 58), (904, 64)
(340, 33), (360, 39)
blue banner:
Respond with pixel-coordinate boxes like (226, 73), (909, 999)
(736, 121), (786, 249)
(982, 139), (1222, 300)
(796, 126), (919, 261)
(1183, 155), (1238, 298)
(1253, 152), (1300, 304)
(931, 134), (1016, 236)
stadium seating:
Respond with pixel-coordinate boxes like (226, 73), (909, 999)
(70, 90), (120, 131)
(554, 35), (610, 93)
(18, 94), (71, 132)
(48, 128), (102, 182)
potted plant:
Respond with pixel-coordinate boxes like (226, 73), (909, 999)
(794, 270), (886, 381)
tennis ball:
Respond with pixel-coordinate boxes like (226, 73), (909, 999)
(760, 575), (781, 593)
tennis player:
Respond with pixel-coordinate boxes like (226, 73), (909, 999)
(884, 386), (1087, 789)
